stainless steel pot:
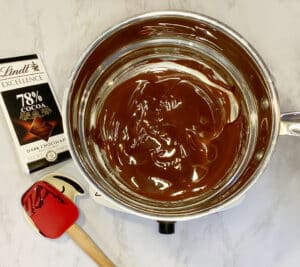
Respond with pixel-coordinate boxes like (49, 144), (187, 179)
(63, 11), (300, 233)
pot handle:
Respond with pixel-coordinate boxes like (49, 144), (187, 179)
(157, 221), (175, 234)
(280, 112), (300, 136)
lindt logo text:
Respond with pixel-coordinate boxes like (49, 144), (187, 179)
(0, 62), (40, 78)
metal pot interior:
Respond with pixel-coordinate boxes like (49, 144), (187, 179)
(65, 11), (280, 220)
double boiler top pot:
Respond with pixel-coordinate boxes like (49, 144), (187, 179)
(64, 11), (300, 233)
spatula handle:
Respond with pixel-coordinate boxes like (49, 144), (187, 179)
(67, 223), (115, 267)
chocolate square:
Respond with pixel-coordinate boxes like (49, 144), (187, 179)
(29, 117), (54, 141)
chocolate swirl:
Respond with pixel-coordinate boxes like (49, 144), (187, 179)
(92, 60), (244, 200)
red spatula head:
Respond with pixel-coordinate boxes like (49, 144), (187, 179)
(21, 181), (79, 238)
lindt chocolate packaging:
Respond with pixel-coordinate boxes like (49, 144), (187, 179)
(0, 54), (70, 173)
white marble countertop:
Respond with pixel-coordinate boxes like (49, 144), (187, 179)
(1, 1), (300, 266)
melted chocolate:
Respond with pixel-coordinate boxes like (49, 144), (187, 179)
(92, 60), (245, 201)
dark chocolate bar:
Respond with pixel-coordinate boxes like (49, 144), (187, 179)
(29, 117), (54, 141)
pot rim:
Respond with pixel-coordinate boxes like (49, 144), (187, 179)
(63, 10), (281, 221)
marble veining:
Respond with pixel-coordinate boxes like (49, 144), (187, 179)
(1, 0), (300, 266)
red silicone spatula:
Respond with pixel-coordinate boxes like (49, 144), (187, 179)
(21, 176), (115, 267)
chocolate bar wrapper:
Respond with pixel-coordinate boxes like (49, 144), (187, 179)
(0, 54), (70, 173)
